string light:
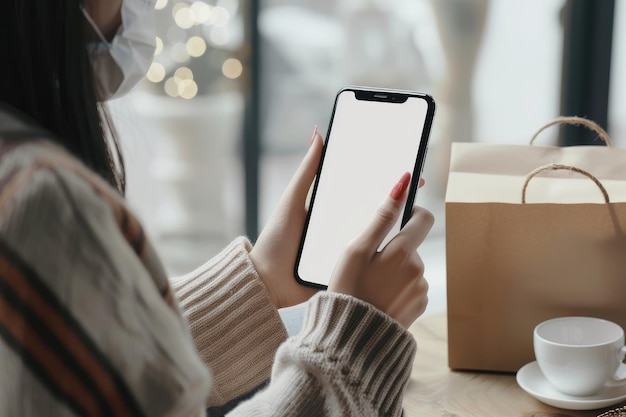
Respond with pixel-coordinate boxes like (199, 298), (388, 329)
(147, 62), (166, 83)
(154, 36), (164, 56)
(162, 67), (198, 99)
(186, 36), (207, 57)
(156, 0), (242, 99)
(178, 79), (198, 99)
(164, 77), (179, 97)
(171, 3), (188, 18)
(174, 6), (194, 29)
(191, 2), (212, 24)
(174, 67), (194, 81)
(222, 58), (243, 79)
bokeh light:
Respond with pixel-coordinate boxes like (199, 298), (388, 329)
(174, 67), (194, 81)
(191, 2), (212, 24)
(155, 0), (243, 99)
(174, 6), (195, 29)
(186, 36), (207, 57)
(178, 79), (199, 99)
(164, 77), (179, 97)
(163, 67), (198, 99)
(155, 37), (164, 56)
(171, 3), (188, 18)
(155, 0), (168, 10)
(147, 63), (166, 83)
(222, 58), (243, 79)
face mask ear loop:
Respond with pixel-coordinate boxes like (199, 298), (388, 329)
(79, 6), (112, 46)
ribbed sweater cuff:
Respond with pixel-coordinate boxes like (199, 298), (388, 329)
(283, 292), (417, 416)
(172, 237), (288, 407)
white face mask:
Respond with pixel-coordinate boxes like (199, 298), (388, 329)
(81, 0), (157, 100)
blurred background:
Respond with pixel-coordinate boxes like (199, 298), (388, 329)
(107, 0), (625, 313)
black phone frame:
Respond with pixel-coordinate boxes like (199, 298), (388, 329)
(293, 86), (436, 289)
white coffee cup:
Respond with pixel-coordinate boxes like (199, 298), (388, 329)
(534, 316), (626, 397)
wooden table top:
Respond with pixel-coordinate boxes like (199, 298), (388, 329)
(403, 312), (626, 417)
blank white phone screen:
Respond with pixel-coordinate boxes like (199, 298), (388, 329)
(298, 90), (429, 287)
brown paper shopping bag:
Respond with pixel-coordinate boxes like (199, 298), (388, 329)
(446, 117), (626, 373)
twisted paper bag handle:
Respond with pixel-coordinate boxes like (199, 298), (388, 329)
(522, 164), (610, 204)
(530, 116), (613, 147)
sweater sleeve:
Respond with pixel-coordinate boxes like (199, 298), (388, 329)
(171, 237), (289, 407)
(0, 163), (211, 417)
(173, 242), (416, 416)
(229, 292), (417, 417)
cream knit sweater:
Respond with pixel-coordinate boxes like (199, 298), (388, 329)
(0, 106), (417, 417)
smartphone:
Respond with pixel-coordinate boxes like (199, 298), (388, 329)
(294, 86), (435, 289)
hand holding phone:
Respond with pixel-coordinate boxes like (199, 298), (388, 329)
(295, 87), (435, 289)
(248, 127), (325, 309)
(328, 172), (434, 328)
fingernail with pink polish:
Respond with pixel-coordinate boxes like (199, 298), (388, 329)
(390, 172), (411, 200)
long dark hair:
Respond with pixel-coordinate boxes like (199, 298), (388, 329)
(0, 0), (126, 194)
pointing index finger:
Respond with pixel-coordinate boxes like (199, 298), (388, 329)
(355, 172), (411, 254)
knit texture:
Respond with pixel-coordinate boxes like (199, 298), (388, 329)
(231, 292), (417, 417)
(0, 139), (210, 417)
(0, 104), (418, 417)
(172, 237), (288, 407)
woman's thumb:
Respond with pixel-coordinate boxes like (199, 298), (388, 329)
(283, 126), (323, 207)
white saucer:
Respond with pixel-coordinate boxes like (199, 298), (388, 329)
(516, 361), (626, 410)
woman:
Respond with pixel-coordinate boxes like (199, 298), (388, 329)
(0, 0), (434, 416)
